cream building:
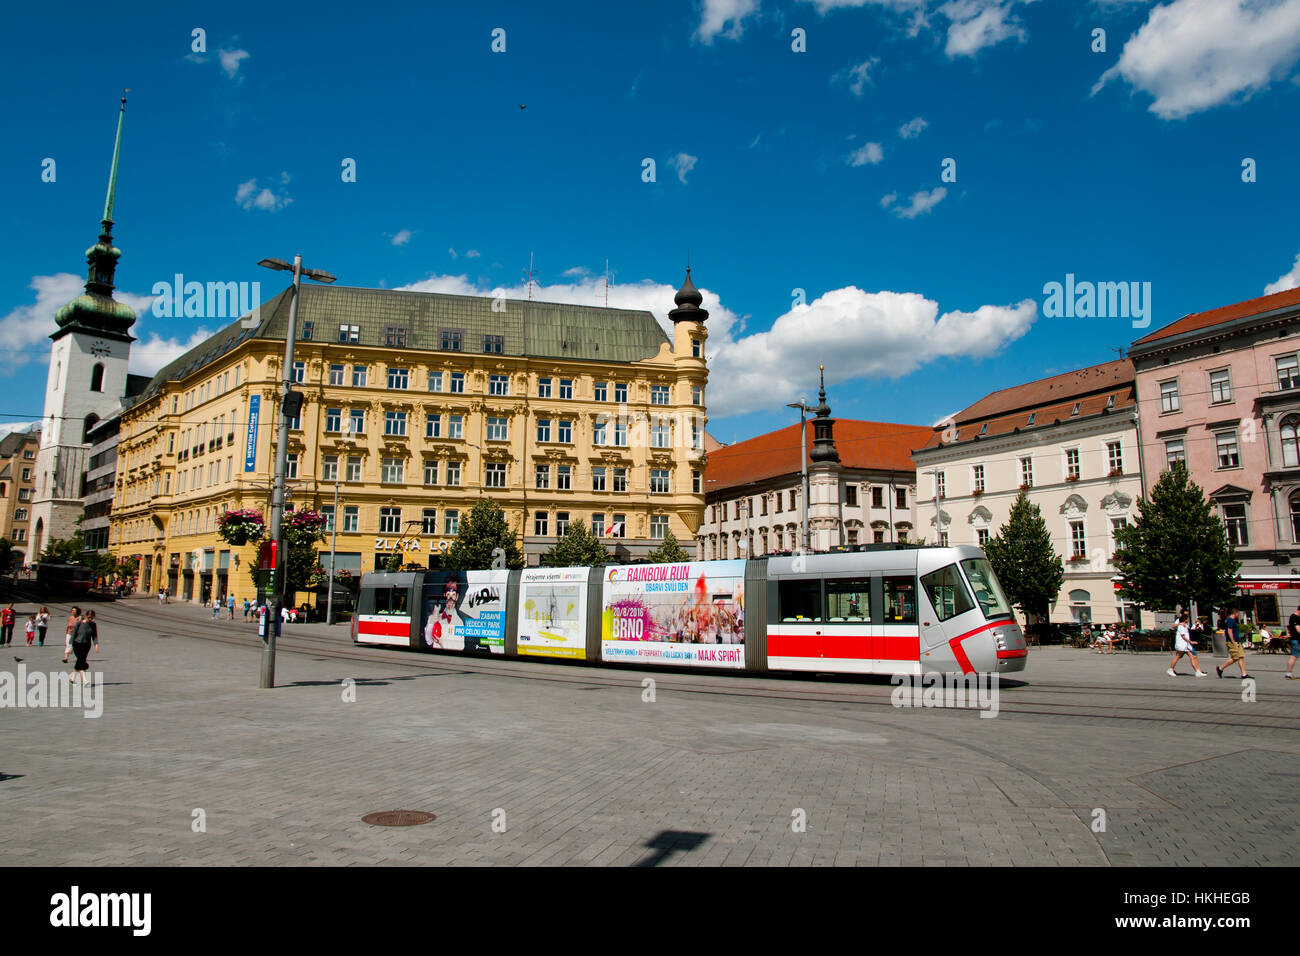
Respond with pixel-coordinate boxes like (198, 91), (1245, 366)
(111, 273), (711, 603)
(912, 360), (1144, 625)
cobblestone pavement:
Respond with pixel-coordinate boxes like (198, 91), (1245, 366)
(1, 597), (1296, 866)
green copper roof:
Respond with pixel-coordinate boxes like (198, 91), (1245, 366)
(127, 284), (672, 405)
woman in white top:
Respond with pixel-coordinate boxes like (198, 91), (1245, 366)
(1167, 610), (1208, 677)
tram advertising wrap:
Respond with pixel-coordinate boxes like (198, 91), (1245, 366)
(601, 560), (746, 669)
(419, 570), (508, 654)
(518, 568), (588, 659)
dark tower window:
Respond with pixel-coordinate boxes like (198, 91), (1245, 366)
(90, 363), (105, 392)
(83, 413), (99, 443)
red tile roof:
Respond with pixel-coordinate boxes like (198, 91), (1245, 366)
(1131, 285), (1300, 348)
(919, 359), (1135, 450)
(705, 420), (934, 492)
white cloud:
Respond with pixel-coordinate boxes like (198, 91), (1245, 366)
(847, 141), (884, 166)
(394, 271), (1033, 419)
(0, 421), (40, 439)
(129, 327), (214, 377)
(889, 186), (948, 218)
(562, 266), (589, 278)
(392, 230), (413, 247)
(940, 0), (1031, 57)
(235, 178), (291, 212)
(0, 274), (152, 374)
(1265, 251), (1300, 294)
(1093, 0), (1300, 118)
(696, 0), (761, 43)
(218, 48), (250, 78)
(669, 152), (699, 183)
(466, 249), (481, 258)
(898, 115), (928, 138)
(834, 57), (881, 96)
(880, 191), (898, 208)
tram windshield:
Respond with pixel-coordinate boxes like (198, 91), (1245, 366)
(960, 558), (1014, 620)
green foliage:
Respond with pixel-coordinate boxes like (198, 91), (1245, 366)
(40, 534), (85, 564)
(983, 491), (1065, 623)
(247, 544), (319, 600)
(0, 538), (14, 574)
(645, 529), (690, 564)
(445, 498), (525, 571)
(383, 551), (403, 572)
(1113, 461), (1239, 613)
(541, 520), (610, 567)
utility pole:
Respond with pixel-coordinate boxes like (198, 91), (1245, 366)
(326, 479), (340, 625)
(787, 396), (812, 551)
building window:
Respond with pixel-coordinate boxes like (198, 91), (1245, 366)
(1277, 354), (1300, 390)
(322, 455), (339, 482)
(610, 514), (626, 538)
(343, 506), (359, 532)
(1160, 379), (1180, 413)
(287, 411), (301, 431)
(614, 383), (628, 403)
(651, 419), (669, 448)
(535, 464), (550, 489)
(285, 453), (299, 479)
(558, 420), (572, 443)
(613, 468), (627, 493)
(1110, 516), (1128, 555)
(692, 386), (702, 406)
(487, 417), (508, 441)
(484, 462), (506, 488)
(650, 469), (670, 494)
(338, 324), (359, 343)
(379, 507), (402, 534)
(387, 367), (409, 390)
(939, 531), (949, 547)
(1165, 438), (1186, 467)
(422, 509), (438, 535)
(559, 379), (573, 400)
(533, 377), (552, 400)
(594, 381), (607, 402)
(423, 460), (439, 485)
(384, 411), (407, 436)
(936, 472), (946, 499)
(14, 508), (26, 521)
(381, 458), (404, 483)
(1065, 448), (1080, 480)
(896, 488), (907, 509)
(448, 415), (463, 439)
(592, 513), (605, 537)
(977, 528), (990, 546)
(1069, 589), (1092, 625)
(321, 506), (334, 532)
(329, 364), (344, 386)
(1070, 520), (1086, 559)
(291, 361), (306, 384)
(1216, 431), (1240, 469)
(346, 456), (362, 482)
(428, 371), (444, 392)
(426, 414), (441, 439)
(301, 321), (314, 340)
(349, 409), (365, 435)
(1107, 442), (1123, 474)
(592, 467), (606, 492)
(556, 512), (570, 536)
(651, 385), (669, 405)
(1020, 457), (1033, 488)
(651, 515), (669, 538)
(789, 490), (797, 510)
(872, 487), (884, 509)
(692, 338), (702, 358)
(972, 465), (985, 493)
(594, 420), (607, 446)
(90, 363), (105, 392)
(874, 530), (885, 543)
(445, 510), (460, 535)
(537, 419), (551, 442)
(1221, 502), (1249, 546)
(1209, 368), (1232, 404)
(446, 461), (461, 486)
(489, 374), (509, 396)
(352, 365), (368, 388)
(1282, 418), (1300, 468)
(325, 408), (342, 432)
(846, 485), (857, 506)
(557, 465), (571, 490)
(450, 373), (465, 394)
(440, 330), (462, 351)
(614, 421), (627, 447)
(483, 334), (503, 354)
(1290, 493), (1300, 543)
(528, 510), (545, 536)
(692, 470), (702, 494)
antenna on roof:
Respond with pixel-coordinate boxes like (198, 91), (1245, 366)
(604, 259), (609, 308)
(524, 251), (536, 301)
(1112, 346), (1126, 359)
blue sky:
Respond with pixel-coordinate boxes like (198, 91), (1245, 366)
(4, 0), (1300, 445)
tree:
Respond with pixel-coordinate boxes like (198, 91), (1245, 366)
(41, 535), (85, 564)
(645, 529), (690, 564)
(541, 520), (610, 567)
(1113, 460), (1239, 615)
(983, 491), (1065, 623)
(0, 538), (14, 574)
(445, 498), (524, 571)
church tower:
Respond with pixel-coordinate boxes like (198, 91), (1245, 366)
(30, 94), (135, 557)
(807, 366), (844, 551)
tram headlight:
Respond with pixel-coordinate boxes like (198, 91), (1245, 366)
(994, 630), (1008, 651)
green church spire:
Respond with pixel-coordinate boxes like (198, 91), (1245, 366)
(102, 91), (126, 225)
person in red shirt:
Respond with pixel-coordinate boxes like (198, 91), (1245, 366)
(0, 603), (15, 647)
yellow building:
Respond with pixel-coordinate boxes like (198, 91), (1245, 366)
(110, 274), (711, 603)
(0, 429), (41, 562)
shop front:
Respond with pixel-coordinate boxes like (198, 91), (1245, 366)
(1235, 577), (1300, 626)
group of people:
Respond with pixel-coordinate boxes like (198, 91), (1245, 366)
(1, 602), (99, 681)
(0, 604), (52, 646)
(1167, 607), (1300, 679)
(1090, 623), (1131, 654)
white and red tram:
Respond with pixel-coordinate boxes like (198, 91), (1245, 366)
(352, 545), (1027, 677)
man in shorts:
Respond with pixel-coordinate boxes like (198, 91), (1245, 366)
(1215, 608), (1252, 680)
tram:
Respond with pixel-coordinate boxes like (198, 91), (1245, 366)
(33, 563), (94, 597)
(352, 545), (1027, 677)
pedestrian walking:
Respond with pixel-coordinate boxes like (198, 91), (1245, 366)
(227, 593), (236, 620)
(24, 614), (36, 646)
(211, 598), (220, 620)
(0, 602), (15, 646)
(243, 598), (251, 621)
(1215, 607), (1252, 680)
(36, 607), (49, 646)
(61, 605), (81, 663)
(158, 588), (165, 607)
(1167, 611), (1208, 677)
(70, 610), (99, 684)
(1287, 605), (1300, 680)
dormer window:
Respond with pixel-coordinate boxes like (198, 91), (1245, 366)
(978, 423), (987, 436)
(1106, 394), (1116, 410)
(1071, 403), (1080, 416)
(1027, 413), (1036, 425)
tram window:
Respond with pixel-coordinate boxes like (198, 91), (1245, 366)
(779, 579), (822, 622)
(373, 588), (409, 615)
(825, 578), (871, 622)
(883, 576), (917, 624)
(920, 565), (975, 622)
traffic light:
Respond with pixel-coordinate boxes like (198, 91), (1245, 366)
(282, 389), (304, 418)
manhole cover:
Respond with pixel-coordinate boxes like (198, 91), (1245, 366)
(362, 810), (436, 827)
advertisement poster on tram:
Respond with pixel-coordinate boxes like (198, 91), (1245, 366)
(419, 570), (507, 654)
(601, 560), (746, 669)
(517, 568), (589, 659)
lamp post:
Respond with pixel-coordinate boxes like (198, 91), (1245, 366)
(922, 469), (942, 546)
(256, 254), (336, 689)
(786, 397), (811, 552)
(325, 478), (340, 624)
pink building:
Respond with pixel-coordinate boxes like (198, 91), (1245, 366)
(1129, 285), (1300, 625)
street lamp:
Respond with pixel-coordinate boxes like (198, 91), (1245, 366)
(787, 396), (812, 552)
(256, 254), (336, 689)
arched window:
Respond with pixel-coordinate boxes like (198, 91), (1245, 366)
(1290, 491), (1300, 544)
(82, 413), (99, 443)
(1069, 588), (1092, 625)
(90, 363), (105, 392)
(1283, 417), (1300, 468)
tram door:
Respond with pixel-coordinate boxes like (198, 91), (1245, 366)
(917, 561), (977, 674)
